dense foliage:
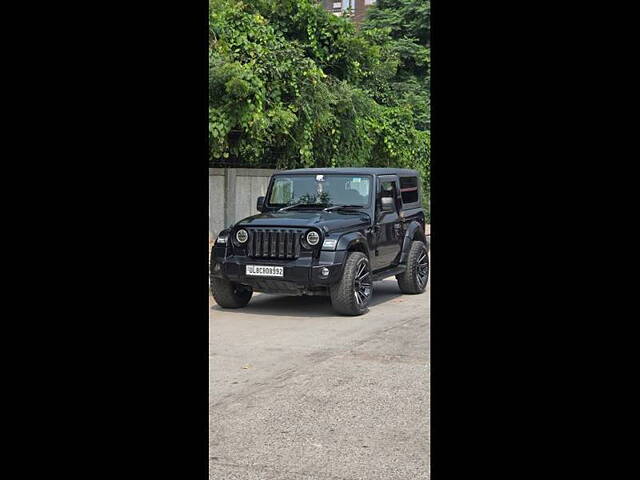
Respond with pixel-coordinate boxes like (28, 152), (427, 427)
(209, 0), (430, 218)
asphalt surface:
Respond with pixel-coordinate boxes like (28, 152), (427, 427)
(209, 276), (430, 480)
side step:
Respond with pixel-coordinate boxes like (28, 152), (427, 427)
(372, 265), (406, 281)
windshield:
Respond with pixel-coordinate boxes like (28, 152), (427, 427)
(267, 174), (371, 208)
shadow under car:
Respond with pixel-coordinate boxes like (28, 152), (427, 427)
(210, 279), (406, 317)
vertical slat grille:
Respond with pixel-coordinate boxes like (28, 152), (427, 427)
(288, 230), (295, 258)
(279, 231), (285, 258)
(247, 233), (253, 256)
(247, 228), (303, 259)
(270, 231), (277, 257)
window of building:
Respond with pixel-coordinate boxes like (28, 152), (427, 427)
(399, 176), (419, 205)
(342, 0), (354, 11)
(365, 0), (376, 5)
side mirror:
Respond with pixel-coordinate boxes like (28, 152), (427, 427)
(256, 196), (265, 212)
(380, 196), (394, 212)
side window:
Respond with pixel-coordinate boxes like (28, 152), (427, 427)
(379, 179), (399, 213)
(399, 176), (419, 205)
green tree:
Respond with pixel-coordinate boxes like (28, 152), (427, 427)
(209, 0), (430, 220)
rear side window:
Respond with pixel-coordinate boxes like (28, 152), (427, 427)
(399, 176), (419, 205)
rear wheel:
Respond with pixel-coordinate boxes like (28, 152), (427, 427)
(330, 252), (372, 316)
(211, 277), (253, 308)
(396, 240), (429, 294)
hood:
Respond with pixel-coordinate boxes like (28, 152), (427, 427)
(236, 209), (370, 234)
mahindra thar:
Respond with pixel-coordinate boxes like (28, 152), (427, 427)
(210, 168), (429, 315)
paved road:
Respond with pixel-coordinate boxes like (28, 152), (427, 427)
(209, 277), (430, 480)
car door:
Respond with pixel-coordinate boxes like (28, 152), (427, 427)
(371, 175), (403, 270)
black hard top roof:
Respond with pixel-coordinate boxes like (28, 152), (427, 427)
(276, 167), (419, 176)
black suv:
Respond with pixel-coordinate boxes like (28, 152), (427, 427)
(210, 168), (429, 315)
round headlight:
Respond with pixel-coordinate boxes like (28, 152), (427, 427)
(306, 231), (320, 246)
(236, 229), (248, 244)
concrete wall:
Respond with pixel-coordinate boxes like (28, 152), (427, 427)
(209, 168), (276, 240)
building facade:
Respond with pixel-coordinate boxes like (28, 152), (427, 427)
(319, 0), (376, 25)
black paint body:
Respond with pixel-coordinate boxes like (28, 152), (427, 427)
(211, 168), (427, 295)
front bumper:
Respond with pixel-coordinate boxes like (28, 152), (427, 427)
(211, 245), (348, 294)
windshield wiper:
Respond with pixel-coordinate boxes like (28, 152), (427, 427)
(278, 203), (326, 212)
(323, 204), (364, 212)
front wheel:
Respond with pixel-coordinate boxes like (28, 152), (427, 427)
(211, 277), (253, 308)
(330, 252), (372, 316)
(396, 240), (429, 294)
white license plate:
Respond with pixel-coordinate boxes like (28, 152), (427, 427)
(246, 265), (284, 277)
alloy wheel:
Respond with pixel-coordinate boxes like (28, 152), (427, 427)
(416, 250), (429, 288)
(354, 260), (372, 306)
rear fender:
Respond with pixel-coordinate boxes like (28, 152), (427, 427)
(399, 221), (428, 264)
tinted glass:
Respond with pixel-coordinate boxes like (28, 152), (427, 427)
(399, 176), (418, 189)
(379, 180), (399, 212)
(400, 176), (419, 204)
(268, 175), (371, 207)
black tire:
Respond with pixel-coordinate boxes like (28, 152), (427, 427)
(330, 252), (373, 316)
(211, 277), (253, 308)
(396, 240), (429, 294)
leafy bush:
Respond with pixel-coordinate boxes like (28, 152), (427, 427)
(209, 0), (430, 220)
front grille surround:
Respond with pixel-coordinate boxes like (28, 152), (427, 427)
(246, 228), (306, 259)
